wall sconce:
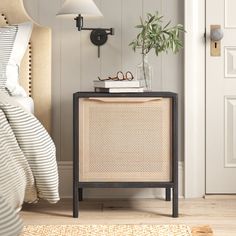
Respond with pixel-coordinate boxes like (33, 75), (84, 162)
(57, 0), (114, 57)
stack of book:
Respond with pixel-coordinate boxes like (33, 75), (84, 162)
(94, 80), (144, 93)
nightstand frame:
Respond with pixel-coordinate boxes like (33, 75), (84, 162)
(73, 92), (178, 218)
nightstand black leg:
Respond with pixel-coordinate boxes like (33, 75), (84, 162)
(73, 182), (79, 218)
(73, 92), (79, 218)
(165, 188), (171, 201)
(172, 186), (178, 217)
(73, 192), (79, 218)
(79, 188), (83, 201)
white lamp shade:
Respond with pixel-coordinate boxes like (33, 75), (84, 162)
(57, 0), (103, 17)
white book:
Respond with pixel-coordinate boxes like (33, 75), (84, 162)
(93, 80), (141, 88)
(95, 87), (144, 93)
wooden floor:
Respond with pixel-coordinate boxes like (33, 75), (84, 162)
(20, 197), (236, 236)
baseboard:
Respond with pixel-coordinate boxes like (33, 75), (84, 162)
(58, 161), (184, 199)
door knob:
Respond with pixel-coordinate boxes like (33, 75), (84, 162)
(210, 25), (223, 56)
(210, 28), (224, 41)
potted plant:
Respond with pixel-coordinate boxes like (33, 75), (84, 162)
(129, 12), (184, 90)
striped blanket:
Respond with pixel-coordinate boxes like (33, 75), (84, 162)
(0, 91), (59, 236)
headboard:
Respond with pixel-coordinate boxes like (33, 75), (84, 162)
(0, 0), (52, 133)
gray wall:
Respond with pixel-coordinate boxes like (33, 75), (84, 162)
(23, 0), (184, 162)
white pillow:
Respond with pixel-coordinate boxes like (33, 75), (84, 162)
(6, 22), (33, 97)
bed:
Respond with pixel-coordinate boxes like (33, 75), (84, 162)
(12, 96), (34, 114)
(0, 1), (59, 235)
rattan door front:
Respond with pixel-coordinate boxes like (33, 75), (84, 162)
(79, 97), (172, 182)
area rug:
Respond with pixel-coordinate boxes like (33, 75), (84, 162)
(21, 225), (213, 236)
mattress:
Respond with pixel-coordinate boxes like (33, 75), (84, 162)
(12, 96), (34, 114)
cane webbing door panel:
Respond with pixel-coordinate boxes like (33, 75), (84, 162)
(78, 97), (172, 182)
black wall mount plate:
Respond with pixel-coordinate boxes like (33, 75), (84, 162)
(90, 29), (108, 46)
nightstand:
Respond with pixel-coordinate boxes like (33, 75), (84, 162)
(73, 92), (178, 218)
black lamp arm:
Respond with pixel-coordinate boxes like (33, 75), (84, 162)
(75, 14), (83, 31)
(74, 14), (114, 35)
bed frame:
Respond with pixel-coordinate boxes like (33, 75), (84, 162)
(0, 0), (52, 133)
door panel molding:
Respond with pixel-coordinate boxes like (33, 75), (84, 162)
(225, 96), (236, 167)
(225, 0), (236, 28)
(225, 47), (236, 78)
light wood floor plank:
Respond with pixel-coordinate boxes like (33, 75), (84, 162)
(20, 198), (236, 236)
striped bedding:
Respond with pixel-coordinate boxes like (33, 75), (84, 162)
(0, 25), (17, 91)
(0, 91), (59, 236)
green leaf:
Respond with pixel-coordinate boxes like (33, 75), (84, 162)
(129, 12), (185, 56)
(148, 15), (155, 23)
(164, 21), (171, 29)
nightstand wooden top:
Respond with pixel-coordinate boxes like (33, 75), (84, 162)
(73, 91), (178, 99)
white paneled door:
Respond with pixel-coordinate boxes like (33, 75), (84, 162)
(206, 0), (236, 193)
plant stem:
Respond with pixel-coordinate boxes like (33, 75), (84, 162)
(142, 51), (148, 89)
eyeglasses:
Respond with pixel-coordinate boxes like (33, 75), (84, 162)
(98, 71), (134, 81)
